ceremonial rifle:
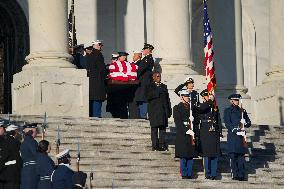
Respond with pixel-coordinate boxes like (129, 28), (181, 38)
(239, 98), (248, 147)
(41, 112), (48, 140)
(76, 139), (80, 172)
(188, 94), (195, 146)
(55, 125), (60, 155)
(89, 166), (94, 189)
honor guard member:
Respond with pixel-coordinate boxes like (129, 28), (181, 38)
(20, 123), (39, 189)
(51, 149), (74, 189)
(0, 121), (9, 189)
(2, 124), (22, 189)
(145, 71), (172, 151)
(224, 94), (251, 181)
(135, 43), (155, 119)
(198, 89), (222, 180)
(174, 77), (199, 106)
(72, 171), (87, 189)
(173, 90), (198, 179)
(36, 140), (55, 189)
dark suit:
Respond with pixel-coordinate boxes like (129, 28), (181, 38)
(51, 164), (74, 189)
(224, 104), (251, 179)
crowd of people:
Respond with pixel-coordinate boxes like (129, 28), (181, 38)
(0, 40), (253, 189)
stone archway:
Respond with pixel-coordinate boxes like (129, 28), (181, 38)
(0, 0), (29, 113)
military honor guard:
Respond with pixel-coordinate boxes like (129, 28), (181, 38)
(146, 71), (172, 151)
(198, 89), (222, 180)
(173, 90), (198, 179)
(1, 124), (22, 189)
(20, 123), (39, 189)
(0, 121), (10, 189)
(224, 94), (251, 181)
(135, 43), (155, 119)
(51, 149), (74, 189)
(72, 171), (87, 189)
(86, 39), (107, 118)
(36, 140), (55, 189)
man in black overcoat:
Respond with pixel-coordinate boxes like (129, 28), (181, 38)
(86, 40), (107, 117)
(198, 89), (222, 180)
(173, 90), (198, 179)
(146, 71), (171, 151)
(135, 43), (155, 119)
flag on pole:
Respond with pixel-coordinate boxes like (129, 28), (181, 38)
(68, 0), (77, 48)
(203, 0), (217, 106)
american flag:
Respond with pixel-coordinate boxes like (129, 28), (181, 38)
(203, 0), (217, 106)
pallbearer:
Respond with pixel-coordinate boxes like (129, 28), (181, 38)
(198, 89), (222, 180)
(173, 90), (198, 179)
(224, 94), (251, 181)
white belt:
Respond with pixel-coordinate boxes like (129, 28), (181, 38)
(40, 176), (51, 181)
(23, 161), (36, 167)
(5, 160), (16, 165)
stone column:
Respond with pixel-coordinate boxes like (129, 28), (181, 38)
(153, 0), (196, 75)
(264, 0), (284, 82)
(24, 0), (74, 68)
(12, 0), (88, 117)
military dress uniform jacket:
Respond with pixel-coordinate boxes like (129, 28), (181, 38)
(20, 134), (39, 189)
(51, 164), (74, 189)
(146, 82), (172, 128)
(0, 136), (9, 182)
(224, 105), (251, 154)
(198, 101), (222, 157)
(36, 153), (55, 189)
(173, 103), (198, 159)
(135, 55), (154, 102)
(86, 49), (107, 101)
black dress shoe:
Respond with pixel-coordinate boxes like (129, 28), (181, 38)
(232, 177), (239, 181)
(159, 146), (169, 151)
(186, 176), (193, 179)
(152, 147), (159, 151)
(182, 176), (187, 179)
(238, 177), (245, 181)
(210, 176), (216, 180)
(205, 176), (211, 179)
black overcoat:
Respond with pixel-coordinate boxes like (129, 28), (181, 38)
(86, 49), (107, 101)
(135, 55), (154, 102)
(198, 101), (222, 157)
(173, 103), (198, 158)
(146, 82), (171, 127)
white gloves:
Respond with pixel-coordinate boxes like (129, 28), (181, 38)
(186, 129), (195, 136)
(236, 131), (246, 137)
(240, 118), (246, 125)
(209, 95), (215, 101)
(189, 115), (194, 122)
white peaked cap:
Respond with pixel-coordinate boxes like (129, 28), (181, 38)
(55, 149), (70, 159)
(178, 90), (190, 96)
(91, 40), (103, 45)
(6, 124), (18, 132)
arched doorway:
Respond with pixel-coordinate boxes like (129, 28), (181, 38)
(0, 0), (29, 113)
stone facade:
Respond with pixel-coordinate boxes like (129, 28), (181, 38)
(9, 0), (283, 125)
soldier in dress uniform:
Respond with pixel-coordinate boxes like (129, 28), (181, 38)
(72, 171), (87, 189)
(145, 71), (172, 151)
(20, 123), (39, 189)
(2, 124), (22, 189)
(198, 89), (222, 180)
(0, 121), (9, 189)
(51, 149), (74, 189)
(135, 43), (155, 119)
(173, 90), (198, 179)
(36, 140), (55, 189)
(224, 94), (251, 181)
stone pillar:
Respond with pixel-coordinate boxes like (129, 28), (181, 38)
(252, 0), (284, 125)
(12, 0), (89, 117)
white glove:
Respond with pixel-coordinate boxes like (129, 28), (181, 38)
(236, 131), (246, 137)
(184, 77), (190, 83)
(189, 115), (194, 122)
(240, 118), (246, 125)
(209, 95), (215, 101)
(186, 129), (195, 136)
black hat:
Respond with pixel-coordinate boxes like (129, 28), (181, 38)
(73, 44), (84, 49)
(23, 122), (38, 129)
(84, 46), (93, 50)
(228, 94), (242, 100)
(200, 89), (209, 97)
(72, 171), (87, 187)
(185, 78), (194, 84)
(142, 43), (154, 50)
(118, 52), (129, 56)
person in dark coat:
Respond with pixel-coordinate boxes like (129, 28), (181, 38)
(72, 171), (87, 189)
(0, 121), (10, 189)
(20, 123), (39, 189)
(86, 40), (107, 118)
(173, 90), (198, 179)
(198, 89), (222, 180)
(0, 124), (22, 189)
(36, 140), (55, 189)
(224, 94), (251, 181)
(51, 149), (74, 189)
(135, 43), (155, 119)
(72, 44), (85, 69)
(146, 71), (171, 151)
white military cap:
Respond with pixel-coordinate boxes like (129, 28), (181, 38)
(6, 124), (18, 132)
(91, 40), (103, 45)
(133, 50), (142, 54)
(112, 53), (119, 58)
(0, 120), (5, 127)
(178, 90), (190, 96)
(55, 149), (70, 159)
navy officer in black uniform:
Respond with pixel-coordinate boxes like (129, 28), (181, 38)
(51, 149), (74, 189)
(198, 89), (222, 180)
(224, 94), (251, 181)
(20, 123), (39, 189)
